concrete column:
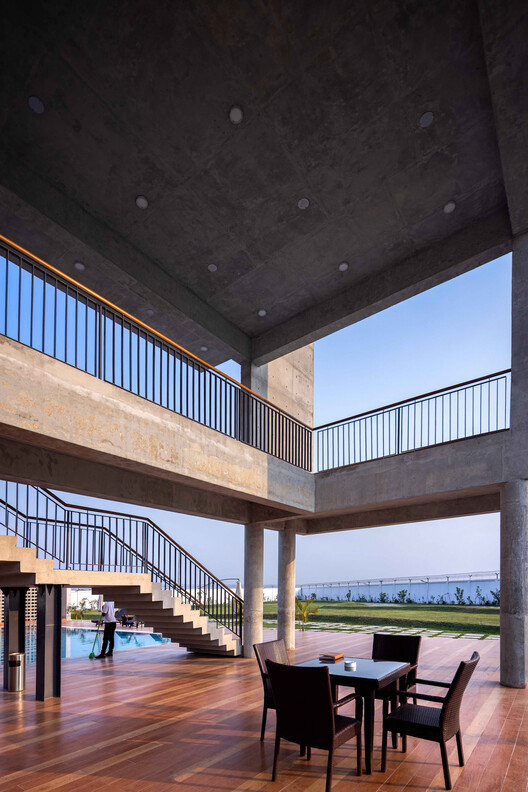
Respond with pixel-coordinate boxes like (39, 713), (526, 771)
(243, 524), (264, 657)
(277, 527), (296, 649)
(510, 233), (528, 450)
(500, 480), (528, 688)
(241, 345), (314, 427)
(36, 584), (62, 700)
(241, 344), (314, 657)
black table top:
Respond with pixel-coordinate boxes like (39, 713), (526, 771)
(297, 657), (411, 690)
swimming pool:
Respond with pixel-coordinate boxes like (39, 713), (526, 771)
(0, 626), (170, 664)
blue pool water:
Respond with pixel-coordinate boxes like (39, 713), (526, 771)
(1, 626), (170, 664)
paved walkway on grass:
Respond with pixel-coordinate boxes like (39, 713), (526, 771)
(263, 618), (499, 640)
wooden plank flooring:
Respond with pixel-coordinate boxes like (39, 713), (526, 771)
(0, 630), (525, 792)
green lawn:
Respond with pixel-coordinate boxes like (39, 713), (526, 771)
(68, 609), (101, 621)
(263, 601), (500, 635)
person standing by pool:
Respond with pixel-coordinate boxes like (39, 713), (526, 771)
(95, 600), (117, 658)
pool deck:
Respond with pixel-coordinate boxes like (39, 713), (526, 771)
(0, 630), (524, 791)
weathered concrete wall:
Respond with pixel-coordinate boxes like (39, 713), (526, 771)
(242, 344), (314, 427)
(0, 436), (293, 524)
(315, 431), (509, 516)
(0, 337), (314, 514)
(290, 492), (501, 535)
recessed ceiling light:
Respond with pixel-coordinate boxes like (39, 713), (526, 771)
(200, 345), (208, 352)
(73, 260), (85, 272)
(419, 111), (434, 128)
(258, 309), (267, 317)
(135, 195), (149, 209)
(338, 261), (349, 272)
(145, 309), (154, 317)
(297, 198), (310, 210)
(207, 263), (218, 272)
(443, 200), (456, 214)
(229, 105), (244, 125)
(28, 96), (44, 114)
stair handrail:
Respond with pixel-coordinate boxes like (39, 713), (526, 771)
(0, 234), (311, 470)
(0, 498), (63, 564)
(0, 482), (243, 638)
(38, 488), (236, 596)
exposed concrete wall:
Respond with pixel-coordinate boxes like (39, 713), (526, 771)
(315, 432), (509, 516)
(243, 525), (263, 657)
(242, 344), (314, 427)
(291, 492), (501, 535)
(0, 337), (314, 514)
(0, 436), (294, 525)
(500, 481), (528, 688)
(277, 526), (296, 650)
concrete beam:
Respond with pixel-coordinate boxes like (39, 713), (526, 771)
(0, 164), (251, 362)
(252, 210), (512, 364)
(315, 431), (509, 516)
(478, 2), (528, 236)
(289, 492), (500, 535)
(0, 435), (294, 525)
(0, 337), (314, 514)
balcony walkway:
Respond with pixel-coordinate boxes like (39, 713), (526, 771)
(0, 630), (522, 791)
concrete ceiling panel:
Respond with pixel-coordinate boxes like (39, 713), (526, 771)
(1, 0), (521, 363)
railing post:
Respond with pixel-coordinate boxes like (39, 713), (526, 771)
(64, 511), (71, 569)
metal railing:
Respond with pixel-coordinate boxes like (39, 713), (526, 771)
(296, 571), (501, 605)
(0, 480), (243, 638)
(314, 371), (511, 472)
(0, 236), (311, 470)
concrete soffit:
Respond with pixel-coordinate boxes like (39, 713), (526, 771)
(251, 209), (512, 365)
(0, 158), (251, 363)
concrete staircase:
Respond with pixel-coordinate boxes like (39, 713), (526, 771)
(90, 582), (240, 656)
(0, 536), (241, 656)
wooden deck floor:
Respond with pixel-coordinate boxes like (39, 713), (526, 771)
(0, 630), (524, 792)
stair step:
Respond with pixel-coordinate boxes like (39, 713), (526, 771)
(0, 534), (242, 657)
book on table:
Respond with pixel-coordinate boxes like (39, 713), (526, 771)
(319, 652), (344, 662)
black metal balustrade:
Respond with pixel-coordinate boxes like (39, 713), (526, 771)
(0, 235), (513, 475)
(314, 371), (511, 472)
(0, 236), (311, 471)
(0, 481), (243, 638)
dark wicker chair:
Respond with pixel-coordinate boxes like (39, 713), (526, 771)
(266, 659), (363, 792)
(253, 639), (289, 741)
(381, 651), (480, 790)
(373, 633), (422, 749)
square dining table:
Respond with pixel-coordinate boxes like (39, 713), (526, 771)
(297, 656), (411, 774)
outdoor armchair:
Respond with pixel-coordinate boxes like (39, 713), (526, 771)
(373, 633), (422, 749)
(381, 650), (480, 790)
(253, 639), (289, 741)
(266, 659), (363, 792)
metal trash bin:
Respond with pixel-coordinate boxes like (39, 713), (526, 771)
(8, 652), (25, 692)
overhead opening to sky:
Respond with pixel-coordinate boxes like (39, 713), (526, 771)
(314, 254), (512, 426)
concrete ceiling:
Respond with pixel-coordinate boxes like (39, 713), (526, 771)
(1, 0), (526, 365)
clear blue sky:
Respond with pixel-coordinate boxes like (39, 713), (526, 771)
(55, 253), (511, 586)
